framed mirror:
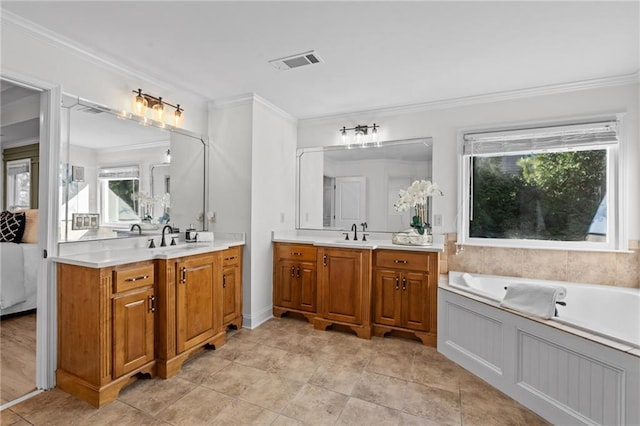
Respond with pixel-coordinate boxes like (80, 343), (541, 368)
(297, 138), (433, 232)
(59, 95), (206, 242)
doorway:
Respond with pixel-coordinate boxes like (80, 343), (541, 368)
(0, 75), (57, 409)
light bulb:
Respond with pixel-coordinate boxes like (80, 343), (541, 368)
(133, 89), (147, 116)
(372, 124), (379, 145)
(152, 97), (165, 122)
(165, 149), (171, 163)
(173, 105), (183, 127)
(341, 127), (347, 144)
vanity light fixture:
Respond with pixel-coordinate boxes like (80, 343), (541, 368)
(339, 123), (380, 146)
(131, 89), (184, 127)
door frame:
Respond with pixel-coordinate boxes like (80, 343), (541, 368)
(1, 69), (61, 403)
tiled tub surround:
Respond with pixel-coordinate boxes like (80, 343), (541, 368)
(3, 316), (550, 426)
(439, 275), (640, 426)
(440, 234), (640, 289)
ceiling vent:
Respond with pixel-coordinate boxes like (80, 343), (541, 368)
(269, 50), (322, 71)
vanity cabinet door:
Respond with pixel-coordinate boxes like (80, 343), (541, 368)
(374, 269), (402, 327)
(222, 264), (240, 325)
(401, 271), (430, 331)
(176, 254), (216, 353)
(319, 248), (366, 324)
(297, 261), (317, 312)
(275, 260), (297, 309)
(113, 287), (155, 378)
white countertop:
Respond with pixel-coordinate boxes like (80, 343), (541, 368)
(271, 230), (444, 252)
(52, 238), (245, 268)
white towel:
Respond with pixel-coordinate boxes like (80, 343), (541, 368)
(500, 282), (567, 319)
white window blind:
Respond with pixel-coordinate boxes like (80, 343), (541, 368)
(98, 165), (139, 179)
(463, 121), (619, 156)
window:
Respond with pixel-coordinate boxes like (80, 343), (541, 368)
(6, 159), (31, 210)
(459, 120), (622, 250)
(98, 165), (140, 225)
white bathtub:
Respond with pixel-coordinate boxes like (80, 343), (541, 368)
(448, 271), (640, 348)
(439, 272), (640, 426)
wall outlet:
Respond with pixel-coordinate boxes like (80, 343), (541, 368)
(208, 211), (216, 223)
(434, 214), (443, 227)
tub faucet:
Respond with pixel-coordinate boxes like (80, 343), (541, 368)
(161, 225), (173, 247)
(130, 224), (142, 235)
(351, 223), (358, 241)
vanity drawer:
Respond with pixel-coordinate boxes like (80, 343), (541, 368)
(113, 263), (155, 293)
(222, 246), (241, 266)
(375, 250), (430, 272)
(276, 243), (317, 262)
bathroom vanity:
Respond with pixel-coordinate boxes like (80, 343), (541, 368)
(53, 240), (244, 407)
(272, 233), (441, 345)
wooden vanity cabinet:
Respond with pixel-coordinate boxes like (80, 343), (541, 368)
(373, 249), (438, 346)
(314, 247), (373, 339)
(222, 246), (243, 329)
(273, 243), (317, 321)
(156, 252), (225, 379)
(56, 261), (156, 407)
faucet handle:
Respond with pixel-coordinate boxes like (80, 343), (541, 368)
(171, 237), (177, 246)
(342, 232), (350, 240)
(362, 233), (369, 242)
(148, 239), (156, 249)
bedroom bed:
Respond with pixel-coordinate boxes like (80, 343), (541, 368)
(0, 209), (40, 317)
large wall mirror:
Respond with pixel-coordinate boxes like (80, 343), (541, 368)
(59, 95), (206, 242)
(297, 138), (433, 232)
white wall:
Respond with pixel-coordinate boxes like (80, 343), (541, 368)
(209, 96), (296, 327)
(298, 84), (640, 240)
(1, 16), (209, 135)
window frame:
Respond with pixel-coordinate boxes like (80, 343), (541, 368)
(6, 158), (31, 211)
(97, 164), (141, 227)
(457, 116), (626, 252)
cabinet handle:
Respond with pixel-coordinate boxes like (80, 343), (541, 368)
(394, 260), (408, 264)
(148, 295), (155, 313)
(224, 256), (237, 261)
(323, 254), (327, 267)
(223, 274), (227, 288)
(181, 267), (187, 284)
(291, 266), (296, 278)
(296, 267), (300, 278)
(402, 277), (407, 291)
(126, 275), (149, 282)
(291, 251), (302, 256)
(395, 277), (399, 290)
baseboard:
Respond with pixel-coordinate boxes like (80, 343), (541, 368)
(242, 305), (273, 329)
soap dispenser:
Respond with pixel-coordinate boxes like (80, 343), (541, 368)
(186, 224), (196, 242)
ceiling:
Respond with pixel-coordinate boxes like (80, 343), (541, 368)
(2, 1), (639, 119)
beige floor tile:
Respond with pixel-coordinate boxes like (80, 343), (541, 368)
(269, 351), (319, 382)
(210, 399), (278, 425)
(234, 343), (289, 371)
(1, 409), (27, 426)
(374, 335), (424, 357)
(411, 351), (461, 393)
(118, 376), (196, 416)
(351, 371), (408, 410)
(271, 415), (306, 425)
(239, 372), (304, 412)
(80, 400), (165, 426)
(402, 382), (461, 425)
(176, 350), (232, 384)
(281, 384), (348, 425)
(308, 361), (364, 395)
(10, 388), (97, 425)
(335, 397), (406, 426)
(366, 351), (414, 381)
(156, 386), (232, 426)
(200, 362), (267, 397)
(212, 339), (260, 362)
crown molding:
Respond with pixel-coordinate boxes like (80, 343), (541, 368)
(209, 93), (297, 124)
(299, 71), (640, 124)
(1, 10), (208, 103)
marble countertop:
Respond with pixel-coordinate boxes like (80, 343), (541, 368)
(52, 238), (245, 268)
(271, 230), (444, 252)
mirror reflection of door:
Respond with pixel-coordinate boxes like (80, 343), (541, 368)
(322, 176), (335, 227)
(0, 79), (42, 406)
(334, 176), (366, 229)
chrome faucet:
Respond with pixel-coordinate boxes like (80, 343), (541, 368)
(161, 225), (173, 247)
(130, 224), (142, 235)
(351, 223), (358, 241)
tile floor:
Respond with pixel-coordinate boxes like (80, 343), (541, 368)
(2, 316), (550, 425)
